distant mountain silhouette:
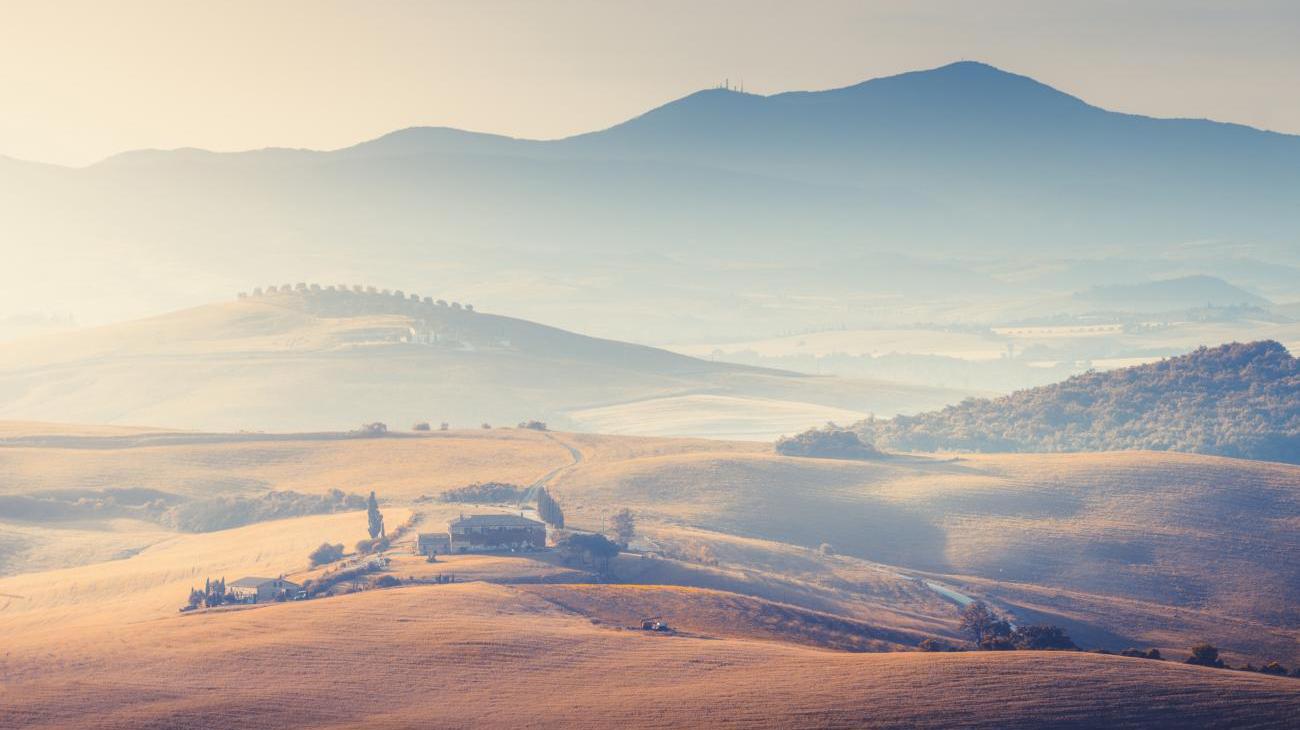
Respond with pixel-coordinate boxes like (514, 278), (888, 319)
(854, 341), (1300, 463)
(3, 60), (1298, 333)
(1075, 275), (1270, 311)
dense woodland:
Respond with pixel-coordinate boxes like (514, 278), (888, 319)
(853, 341), (1300, 463)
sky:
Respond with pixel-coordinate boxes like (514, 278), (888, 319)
(2, 0), (1299, 167)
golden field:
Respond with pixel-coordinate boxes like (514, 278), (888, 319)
(5, 583), (1299, 729)
(3, 420), (1300, 728)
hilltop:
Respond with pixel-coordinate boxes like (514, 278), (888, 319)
(0, 286), (963, 437)
(853, 341), (1300, 463)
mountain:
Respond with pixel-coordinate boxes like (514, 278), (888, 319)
(3, 61), (1299, 343)
(1075, 275), (1270, 312)
(854, 340), (1300, 463)
(0, 286), (963, 437)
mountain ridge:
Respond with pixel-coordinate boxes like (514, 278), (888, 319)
(30, 61), (1293, 169)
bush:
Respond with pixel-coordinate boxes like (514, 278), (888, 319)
(1260, 661), (1289, 676)
(412, 421), (431, 431)
(356, 536), (390, 555)
(1010, 624), (1077, 651)
(1185, 643), (1226, 668)
(374, 575), (401, 588)
(775, 428), (882, 460)
(917, 638), (951, 652)
(517, 420), (548, 431)
(309, 542), (345, 567)
(1120, 648), (1163, 660)
(817, 543), (835, 556)
(354, 422), (388, 437)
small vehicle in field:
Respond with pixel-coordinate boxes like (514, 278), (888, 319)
(641, 617), (671, 632)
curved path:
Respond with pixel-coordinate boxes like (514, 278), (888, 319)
(523, 433), (584, 502)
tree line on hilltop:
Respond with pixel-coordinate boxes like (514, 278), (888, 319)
(238, 281), (474, 313)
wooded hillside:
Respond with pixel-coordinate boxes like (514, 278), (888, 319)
(854, 341), (1300, 463)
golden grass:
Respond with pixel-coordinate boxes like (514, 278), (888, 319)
(5, 583), (1298, 729)
(5, 421), (1298, 668)
(0, 508), (406, 636)
(0, 427), (572, 500)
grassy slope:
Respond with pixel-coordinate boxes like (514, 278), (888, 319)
(3, 422), (1297, 663)
(5, 583), (1299, 730)
(0, 296), (964, 437)
(548, 448), (1300, 662)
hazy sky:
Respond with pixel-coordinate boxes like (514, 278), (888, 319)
(3, 0), (1299, 167)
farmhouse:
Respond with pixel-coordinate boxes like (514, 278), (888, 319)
(229, 576), (301, 603)
(449, 513), (546, 553)
(415, 532), (451, 557)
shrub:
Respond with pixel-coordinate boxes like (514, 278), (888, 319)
(1120, 648), (1163, 660)
(517, 420), (548, 431)
(1185, 643), (1226, 668)
(817, 543), (835, 556)
(917, 638), (951, 652)
(354, 422), (388, 437)
(412, 421), (431, 431)
(775, 428), (882, 460)
(439, 422), (450, 431)
(1260, 661), (1289, 676)
(1010, 624), (1077, 651)
(356, 536), (390, 555)
(309, 542), (345, 567)
(374, 575), (401, 588)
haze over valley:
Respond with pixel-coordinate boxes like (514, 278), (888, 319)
(3, 4), (1300, 728)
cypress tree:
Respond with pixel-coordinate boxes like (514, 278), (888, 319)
(367, 491), (385, 538)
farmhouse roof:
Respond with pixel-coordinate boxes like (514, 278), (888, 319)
(230, 576), (297, 588)
(450, 514), (544, 529)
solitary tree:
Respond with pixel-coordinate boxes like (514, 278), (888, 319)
(367, 491), (385, 539)
(609, 508), (636, 549)
(1186, 643), (1226, 668)
(959, 601), (995, 643)
(558, 533), (620, 574)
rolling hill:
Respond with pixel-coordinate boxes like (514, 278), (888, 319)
(6, 582), (1299, 730)
(0, 287), (963, 438)
(4, 421), (1298, 665)
(1075, 275), (1270, 312)
(854, 341), (1300, 463)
